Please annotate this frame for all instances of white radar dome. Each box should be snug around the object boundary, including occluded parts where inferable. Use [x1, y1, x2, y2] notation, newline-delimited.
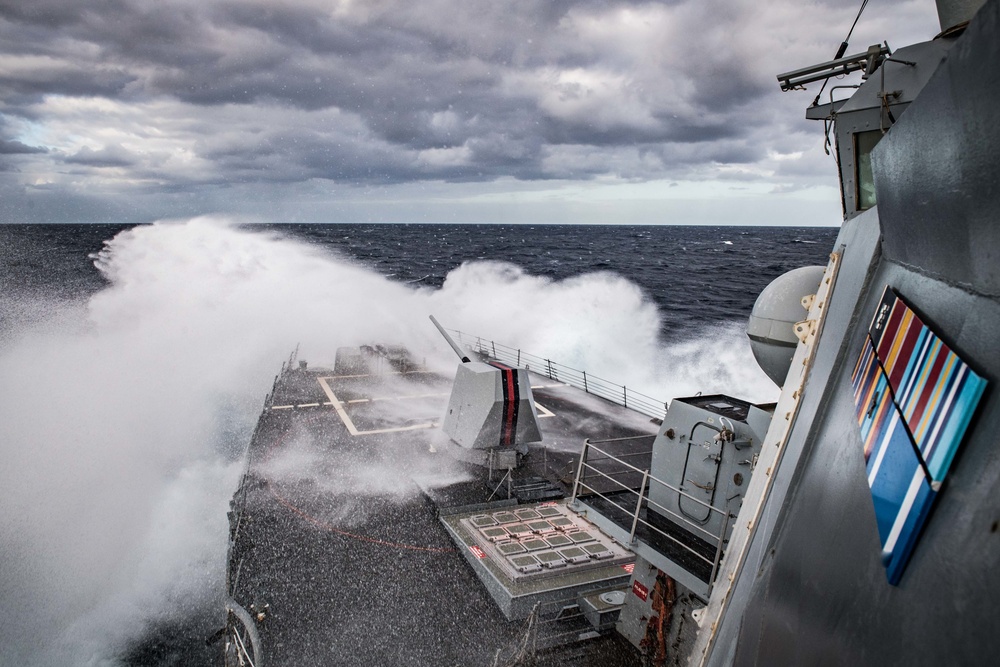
[746, 265, 825, 386]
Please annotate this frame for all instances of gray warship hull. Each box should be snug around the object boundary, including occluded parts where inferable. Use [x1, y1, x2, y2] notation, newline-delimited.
[701, 1, 1000, 663]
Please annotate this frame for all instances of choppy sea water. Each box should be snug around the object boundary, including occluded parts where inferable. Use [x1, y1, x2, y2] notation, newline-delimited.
[1, 223, 836, 339]
[0, 221, 837, 665]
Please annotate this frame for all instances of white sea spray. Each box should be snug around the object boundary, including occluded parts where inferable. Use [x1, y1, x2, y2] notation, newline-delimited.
[0, 217, 776, 664]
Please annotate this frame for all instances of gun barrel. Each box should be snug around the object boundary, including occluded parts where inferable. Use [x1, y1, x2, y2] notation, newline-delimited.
[429, 315, 471, 363]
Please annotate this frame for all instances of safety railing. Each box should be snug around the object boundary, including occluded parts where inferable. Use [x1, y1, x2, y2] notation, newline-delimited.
[569, 436, 732, 588]
[485, 591, 628, 663]
[447, 329, 667, 419]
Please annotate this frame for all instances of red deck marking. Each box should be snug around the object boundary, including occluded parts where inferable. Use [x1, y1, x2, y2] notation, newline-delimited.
[261, 425, 456, 554]
[270, 486, 457, 554]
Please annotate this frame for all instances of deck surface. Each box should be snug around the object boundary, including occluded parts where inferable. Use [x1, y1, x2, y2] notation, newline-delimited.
[228, 360, 659, 666]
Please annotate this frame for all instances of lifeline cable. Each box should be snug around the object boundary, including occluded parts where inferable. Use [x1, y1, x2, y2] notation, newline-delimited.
[813, 0, 871, 106]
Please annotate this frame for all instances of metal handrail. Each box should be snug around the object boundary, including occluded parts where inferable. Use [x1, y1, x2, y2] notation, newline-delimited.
[642, 492, 723, 545]
[572, 476, 716, 567]
[570, 438, 734, 585]
[576, 462, 722, 545]
[582, 442, 727, 518]
[585, 434, 659, 446]
[447, 329, 667, 419]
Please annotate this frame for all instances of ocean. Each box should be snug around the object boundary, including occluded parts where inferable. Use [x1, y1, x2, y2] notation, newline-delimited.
[0, 220, 837, 665]
[1, 222, 836, 339]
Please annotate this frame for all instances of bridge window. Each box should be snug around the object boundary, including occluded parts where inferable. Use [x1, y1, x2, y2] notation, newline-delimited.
[855, 130, 883, 210]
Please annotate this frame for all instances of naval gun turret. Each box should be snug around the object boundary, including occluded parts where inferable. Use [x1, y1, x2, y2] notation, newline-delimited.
[430, 316, 542, 468]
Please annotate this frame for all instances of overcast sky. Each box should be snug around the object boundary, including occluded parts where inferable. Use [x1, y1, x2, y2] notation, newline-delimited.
[1, 0, 941, 225]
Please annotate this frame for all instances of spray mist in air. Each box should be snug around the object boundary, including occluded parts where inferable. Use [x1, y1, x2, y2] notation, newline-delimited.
[0, 217, 774, 664]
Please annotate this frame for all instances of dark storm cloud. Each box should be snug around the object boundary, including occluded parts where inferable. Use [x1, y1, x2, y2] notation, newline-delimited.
[0, 139, 47, 155]
[65, 145, 136, 167]
[0, 66, 135, 107]
[0, 0, 941, 222]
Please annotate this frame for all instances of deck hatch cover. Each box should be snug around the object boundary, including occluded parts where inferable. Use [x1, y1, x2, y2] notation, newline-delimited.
[535, 551, 567, 568]
[481, 527, 508, 541]
[545, 535, 573, 548]
[498, 542, 527, 555]
[471, 515, 498, 527]
[521, 538, 548, 551]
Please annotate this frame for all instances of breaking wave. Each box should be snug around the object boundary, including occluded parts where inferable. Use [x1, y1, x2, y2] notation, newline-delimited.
[0, 217, 776, 664]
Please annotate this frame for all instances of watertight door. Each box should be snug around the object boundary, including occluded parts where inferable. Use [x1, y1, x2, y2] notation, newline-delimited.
[679, 427, 721, 524]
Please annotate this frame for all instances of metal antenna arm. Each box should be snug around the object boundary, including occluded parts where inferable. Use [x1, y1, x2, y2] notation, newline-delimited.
[777, 44, 889, 91]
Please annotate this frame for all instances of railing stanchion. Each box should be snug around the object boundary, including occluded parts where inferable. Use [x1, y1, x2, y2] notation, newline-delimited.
[442, 328, 666, 418]
[630, 470, 649, 543]
[708, 511, 731, 588]
[570, 441, 590, 507]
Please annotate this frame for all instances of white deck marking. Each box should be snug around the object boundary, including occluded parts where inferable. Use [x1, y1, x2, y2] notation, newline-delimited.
[325, 370, 436, 380]
[346, 391, 449, 405]
[308, 377, 558, 434]
[317, 376, 438, 436]
[317, 377, 361, 435]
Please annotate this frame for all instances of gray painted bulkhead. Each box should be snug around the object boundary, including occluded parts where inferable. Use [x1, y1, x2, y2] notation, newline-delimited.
[833, 38, 953, 218]
[648, 398, 768, 548]
[709, 2, 1000, 664]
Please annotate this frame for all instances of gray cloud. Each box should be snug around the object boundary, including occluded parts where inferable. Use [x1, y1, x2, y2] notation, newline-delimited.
[0, 139, 47, 155]
[65, 145, 136, 167]
[0, 0, 941, 223]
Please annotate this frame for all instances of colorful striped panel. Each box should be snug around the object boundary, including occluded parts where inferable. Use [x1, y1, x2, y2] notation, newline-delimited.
[852, 286, 986, 585]
[851, 337, 937, 585]
[867, 286, 987, 483]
